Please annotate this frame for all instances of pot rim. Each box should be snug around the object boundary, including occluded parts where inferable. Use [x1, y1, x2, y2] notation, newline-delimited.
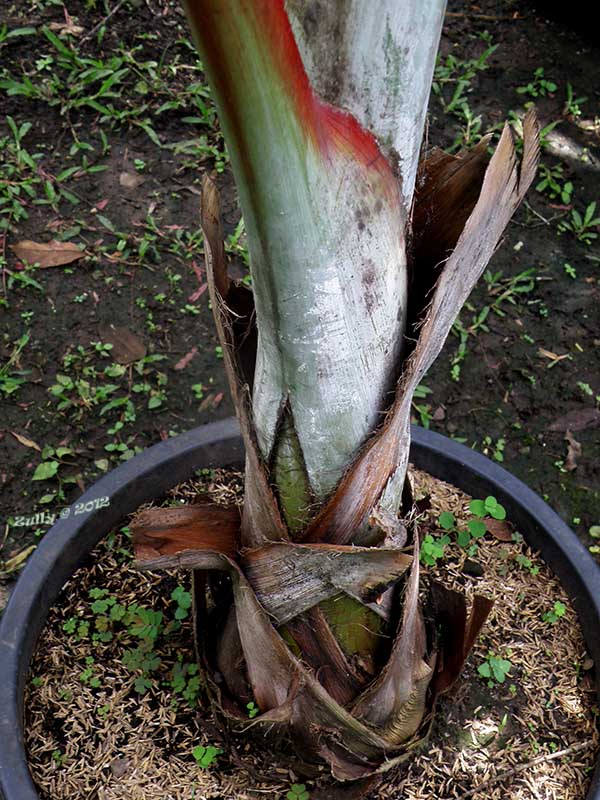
[1, 419, 598, 799]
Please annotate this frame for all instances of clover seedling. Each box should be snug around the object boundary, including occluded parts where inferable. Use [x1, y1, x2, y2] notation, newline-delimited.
[171, 585, 192, 620]
[420, 533, 450, 566]
[542, 601, 566, 625]
[435, 498, 498, 556]
[469, 496, 506, 520]
[246, 701, 259, 719]
[192, 744, 222, 769]
[478, 652, 512, 687]
[287, 784, 310, 800]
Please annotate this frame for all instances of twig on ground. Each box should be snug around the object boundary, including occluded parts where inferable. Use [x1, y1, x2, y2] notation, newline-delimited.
[80, 0, 128, 43]
[461, 740, 596, 798]
[445, 12, 523, 21]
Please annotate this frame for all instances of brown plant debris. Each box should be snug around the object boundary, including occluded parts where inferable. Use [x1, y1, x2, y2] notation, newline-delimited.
[9, 239, 84, 268]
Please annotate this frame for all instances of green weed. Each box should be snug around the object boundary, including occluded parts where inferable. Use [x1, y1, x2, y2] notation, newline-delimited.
[287, 784, 310, 800]
[478, 652, 512, 686]
[558, 201, 600, 244]
[192, 744, 222, 769]
[516, 67, 557, 98]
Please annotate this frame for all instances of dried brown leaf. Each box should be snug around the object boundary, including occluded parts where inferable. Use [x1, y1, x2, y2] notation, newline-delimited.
[10, 431, 41, 451]
[174, 347, 198, 370]
[565, 430, 582, 471]
[430, 583, 493, 695]
[286, 607, 363, 705]
[485, 517, 514, 541]
[48, 20, 84, 35]
[242, 542, 412, 624]
[10, 239, 83, 268]
[352, 550, 432, 746]
[200, 176, 230, 299]
[201, 175, 287, 546]
[549, 407, 600, 432]
[119, 171, 145, 189]
[99, 325, 146, 364]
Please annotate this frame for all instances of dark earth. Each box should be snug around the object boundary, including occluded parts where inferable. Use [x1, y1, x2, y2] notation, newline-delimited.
[1, 0, 599, 603]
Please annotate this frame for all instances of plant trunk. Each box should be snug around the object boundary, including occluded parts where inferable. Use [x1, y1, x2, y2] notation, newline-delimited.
[132, 0, 538, 782]
[184, 0, 445, 535]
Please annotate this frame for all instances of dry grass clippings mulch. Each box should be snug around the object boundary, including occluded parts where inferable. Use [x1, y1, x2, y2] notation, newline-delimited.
[25, 468, 599, 800]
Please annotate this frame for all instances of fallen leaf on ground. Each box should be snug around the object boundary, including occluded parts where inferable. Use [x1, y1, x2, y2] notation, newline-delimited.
[537, 347, 570, 365]
[99, 325, 146, 364]
[182, 184, 202, 196]
[485, 518, 513, 542]
[191, 260, 203, 282]
[48, 21, 84, 35]
[119, 171, 145, 190]
[10, 239, 83, 268]
[1, 545, 36, 577]
[565, 430, 582, 471]
[198, 393, 216, 412]
[188, 283, 207, 302]
[110, 758, 132, 778]
[549, 407, 600, 433]
[10, 431, 41, 451]
[174, 348, 198, 370]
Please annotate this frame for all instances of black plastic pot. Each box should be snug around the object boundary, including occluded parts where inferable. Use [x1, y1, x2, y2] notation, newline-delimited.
[1, 419, 599, 800]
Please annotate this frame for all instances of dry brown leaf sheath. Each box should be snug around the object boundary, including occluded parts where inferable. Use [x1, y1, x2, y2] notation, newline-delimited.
[133, 114, 538, 780]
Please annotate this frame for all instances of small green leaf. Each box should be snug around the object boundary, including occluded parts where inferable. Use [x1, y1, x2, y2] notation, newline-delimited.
[287, 784, 310, 800]
[468, 519, 487, 538]
[134, 676, 152, 694]
[553, 601, 566, 618]
[491, 657, 512, 683]
[469, 499, 486, 517]
[171, 586, 192, 608]
[192, 744, 221, 768]
[32, 461, 59, 481]
[39, 493, 56, 504]
[457, 529, 471, 548]
[478, 662, 492, 678]
[438, 511, 455, 530]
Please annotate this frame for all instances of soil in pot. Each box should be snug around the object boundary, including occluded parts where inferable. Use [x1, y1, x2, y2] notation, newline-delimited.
[25, 468, 599, 800]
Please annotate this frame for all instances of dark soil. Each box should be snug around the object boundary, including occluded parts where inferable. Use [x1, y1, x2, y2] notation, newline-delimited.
[1, 0, 599, 597]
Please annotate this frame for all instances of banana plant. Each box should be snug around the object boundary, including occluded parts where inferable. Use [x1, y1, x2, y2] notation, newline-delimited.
[132, 0, 538, 784]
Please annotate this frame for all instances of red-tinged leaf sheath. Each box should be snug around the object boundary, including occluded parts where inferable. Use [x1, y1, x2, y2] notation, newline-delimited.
[184, 1, 397, 188]
[185, 0, 408, 506]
